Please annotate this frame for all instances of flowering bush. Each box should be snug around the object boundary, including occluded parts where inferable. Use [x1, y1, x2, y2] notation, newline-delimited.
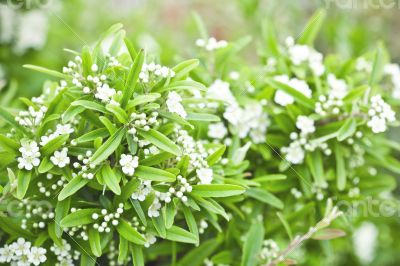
[0, 10, 399, 266]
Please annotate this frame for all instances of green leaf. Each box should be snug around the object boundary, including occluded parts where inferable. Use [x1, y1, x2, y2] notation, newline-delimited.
[297, 9, 326, 46]
[0, 134, 19, 153]
[58, 176, 89, 201]
[116, 220, 146, 245]
[0, 106, 28, 134]
[41, 134, 69, 156]
[88, 227, 102, 257]
[139, 152, 175, 166]
[173, 59, 199, 79]
[131, 245, 144, 266]
[369, 42, 385, 86]
[253, 174, 287, 183]
[16, 170, 31, 199]
[155, 80, 206, 93]
[241, 221, 264, 266]
[207, 145, 226, 166]
[182, 205, 199, 243]
[62, 105, 85, 124]
[55, 198, 70, 237]
[38, 156, 54, 173]
[75, 128, 109, 143]
[60, 208, 101, 227]
[138, 128, 182, 156]
[90, 127, 127, 165]
[335, 143, 346, 191]
[82, 46, 93, 77]
[99, 116, 118, 134]
[71, 100, 108, 113]
[118, 237, 129, 263]
[121, 49, 145, 108]
[127, 93, 161, 108]
[124, 37, 137, 59]
[186, 112, 220, 122]
[306, 150, 325, 186]
[191, 184, 245, 198]
[178, 238, 220, 266]
[276, 212, 293, 240]
[152, 216, 167, 238]
[245, 188, 283, 209]
[23, 64, 71, 80]
[106, 104, 128, 124]
[101, 164, 121, 195]
[337, 118, 357, 141]
[265, 79, 314, 109]
[166, 226, 198, 244]
[135, 166, 176, 182]
[115, 179, 140, 204]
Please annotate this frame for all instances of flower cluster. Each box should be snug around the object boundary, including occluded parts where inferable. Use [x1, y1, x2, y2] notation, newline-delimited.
[273, 75, 312, 106]
[367, 95, 396, 133]
[0, 238, 47, 266]
[17, 140, 41, 170]
[139, 62, 175, 83]
[196, 37, 228, 51]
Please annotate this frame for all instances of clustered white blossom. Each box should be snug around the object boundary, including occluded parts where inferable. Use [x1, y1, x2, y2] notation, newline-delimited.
[282, 116, 331, 165]
[367, 95, 396, 133]
[198, 219, 209, 234]
[17, 140, 41, 170]
[37, 174, 67, 197]
[73, 151, 95, 180]
[167, 91, 187, 118]
[259, 239, 280, 264]
[91, 204, 124, 233]
[175, 128, 214, 184]
[50, 148, 70, 168]
[40, 123, 74, 146]
[206, 79, 269, 143]
[50, 240, 80, 266]
[0, 238, 47, 265]
[285, 36, 325, 76]
[384, 63, 400, 99]
[356, 57, 372, 73]
[131, 180, 152, 201]
[15, 106, 47, 130]
[196, 37, 228, 51]
[139, 62, 175, 83]
[119, 154, 139, 176]
[273, 75, 312, 106]
[17, 199, 54, 230]
[128, 112, 159, 137]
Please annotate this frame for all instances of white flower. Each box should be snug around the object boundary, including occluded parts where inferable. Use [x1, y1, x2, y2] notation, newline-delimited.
[28, 247, 47, 265]
[353, 222, 378, 264]
[144, 234, 157, 248]
[206, 79, 237, 105]
[0, 245, 13, 263]
[327, 74, 347, 100]
[296, 116, 315, 135]
[282, 142, 305, 165]
[196, 37, 228, 51]
[148, 199, 161, 218]
[55, 124, 74, 135]
[286, 39, 325, 76]
[367, 95, 396, 133]
[196, 168, 213, 184]
[95, 83, 116, 103]
[10, 238, 31, 256]
[17, 140, 41, 170]
[273, 75, 312, 106]
[367, 116, 387, 133]
[50, 148, 70, 168]
[131, 180, 152, 201]
[208, 122, 228, 139]
[119, 154, 139, 176]
[166, 91, 187, 118]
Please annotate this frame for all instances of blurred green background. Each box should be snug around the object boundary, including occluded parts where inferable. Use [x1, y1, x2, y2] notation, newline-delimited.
[1, 0, 400, 265]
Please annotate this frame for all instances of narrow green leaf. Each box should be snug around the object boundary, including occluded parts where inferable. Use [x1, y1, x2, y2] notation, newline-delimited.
[335, 143, 346, 191]
[266, 79, 314, 109]
[155, 80, 206, 93]
[297, 9, 326, 46]
[60, 208, 101, 227]
[58, 176, 89, 201]
[186, 112, 220, 122]
[191, 184, 245, 198]
[178, 238, 220, 266]
[121, 49, 145, 108]
[71, 100, 108, 113]
[90, 127, 127, 165]
[0, 134, 19, 153]
[245, 188, 283, 209]
[41, 134, 69, 156]
[116, 220, 146, 245]
[241, 221, 264, 266]
[101, 164, 121, 195]
[88, 227, 102, 257]
[0, 106, 28, 134]
[131, 245, 144, 266]
[106, 104, 128, 124]
[172, 59, 199, 80]
[337, 118, 357, 141]
[75, 128, 109, 143]
[206, 145, 226, 166]
[38, 156, 54, 173]
[135, 166, 176, 182]
[166, 226, 198, 244]
[55, 198, 70, 237]
[16, 170, 31, 199]
[23, 64, 71, 80]
[306, 150, 325, 186]
[138, 129, 182, 156]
